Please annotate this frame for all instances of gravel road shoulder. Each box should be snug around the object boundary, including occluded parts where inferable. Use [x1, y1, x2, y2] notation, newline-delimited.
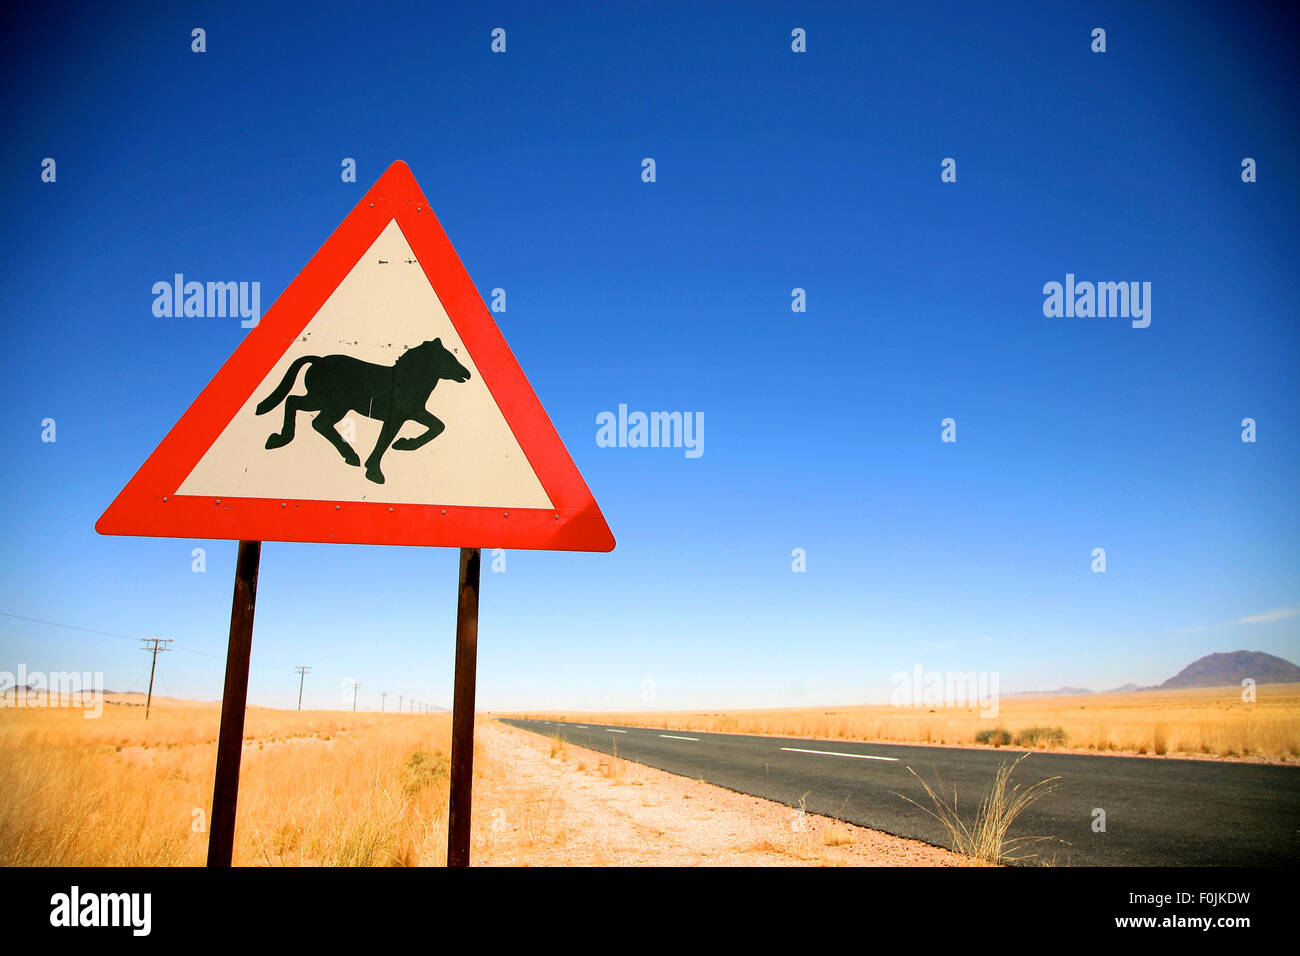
[472, 718, 966, 866]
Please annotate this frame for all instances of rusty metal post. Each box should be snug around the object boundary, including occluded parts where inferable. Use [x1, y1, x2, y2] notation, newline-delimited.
[447, 547, 481, 867]
[207, 540, 262, 867]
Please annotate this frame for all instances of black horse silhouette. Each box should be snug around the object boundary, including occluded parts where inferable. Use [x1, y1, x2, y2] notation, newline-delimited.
[255, 338, 471, 485]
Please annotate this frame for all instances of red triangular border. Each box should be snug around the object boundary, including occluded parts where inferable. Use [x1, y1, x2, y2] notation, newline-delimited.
[97, 161, 614, 552]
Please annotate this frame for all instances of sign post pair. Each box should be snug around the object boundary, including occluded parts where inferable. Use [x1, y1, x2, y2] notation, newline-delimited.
[98, 161, 614, 866]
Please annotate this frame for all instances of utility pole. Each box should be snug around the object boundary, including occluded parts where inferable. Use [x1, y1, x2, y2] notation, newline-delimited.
[294, 665, 311, 711]
[380, 690, 388, 713]
[346, 680, 361, 712]
[140, 637, 173, 719]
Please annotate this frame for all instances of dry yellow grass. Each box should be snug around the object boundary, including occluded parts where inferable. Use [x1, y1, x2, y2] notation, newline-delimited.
[0, 702, 969, 867]
[8, 683, 1295, 867]
[516, 683, 1300, 764]
[0, 703, 479, 866]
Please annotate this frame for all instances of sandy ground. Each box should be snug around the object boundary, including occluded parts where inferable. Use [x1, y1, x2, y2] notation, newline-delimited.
[472, 719, 965, 866]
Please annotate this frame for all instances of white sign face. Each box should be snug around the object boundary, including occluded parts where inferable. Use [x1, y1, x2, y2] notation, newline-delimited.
[178, 221, 554, 509]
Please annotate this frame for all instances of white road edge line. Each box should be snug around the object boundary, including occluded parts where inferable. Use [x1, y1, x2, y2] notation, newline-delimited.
[575, 725, 588, 728]
[780, 747, 899, 762]
[659, 734, 699, 741]
[605, 728, 628, 733]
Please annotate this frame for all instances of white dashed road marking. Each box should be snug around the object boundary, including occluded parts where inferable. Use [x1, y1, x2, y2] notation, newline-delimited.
[780, 747, 898, 762]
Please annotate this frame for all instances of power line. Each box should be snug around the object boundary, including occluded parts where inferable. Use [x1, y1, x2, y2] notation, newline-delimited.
[4, 612, 449, 714]
[1, 612, 135, 642]
[0, 611, 224, 661]
[2, 610, 270, 670]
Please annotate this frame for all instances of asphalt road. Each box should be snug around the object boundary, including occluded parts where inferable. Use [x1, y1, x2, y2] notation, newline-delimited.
[498, 717, 1300, 866]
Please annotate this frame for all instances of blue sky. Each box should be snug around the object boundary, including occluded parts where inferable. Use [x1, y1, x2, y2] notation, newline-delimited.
[1, 1, 1297, 711]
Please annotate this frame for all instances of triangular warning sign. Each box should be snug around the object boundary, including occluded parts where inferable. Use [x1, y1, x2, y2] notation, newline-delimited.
[97, 161, 614, 552]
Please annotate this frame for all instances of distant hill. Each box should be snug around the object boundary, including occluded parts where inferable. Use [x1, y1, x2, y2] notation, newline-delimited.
[1158, 651, 1300, 689]
[1008, 651, 1300, 697]
[1010, 686, 1095, 697]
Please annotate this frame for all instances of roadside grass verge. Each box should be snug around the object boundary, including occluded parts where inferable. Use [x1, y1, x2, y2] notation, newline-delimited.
[515, 683, 1300, 762]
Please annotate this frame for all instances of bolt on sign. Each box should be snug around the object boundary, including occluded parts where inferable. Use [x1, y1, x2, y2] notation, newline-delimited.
[97, 160, 614, 867]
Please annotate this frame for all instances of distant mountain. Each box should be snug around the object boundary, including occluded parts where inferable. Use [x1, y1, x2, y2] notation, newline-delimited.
[1158, 651, 1300, 689]
[984, 652, 1298, 699]
[1010, 686, 1095, 696]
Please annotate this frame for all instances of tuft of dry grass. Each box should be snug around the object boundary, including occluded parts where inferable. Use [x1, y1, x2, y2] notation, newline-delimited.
[593, 741, 637, 784]
[823, 823, 857, 847]
[1153, 722, 1169, 755]
[899, 753, 1059, 865]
